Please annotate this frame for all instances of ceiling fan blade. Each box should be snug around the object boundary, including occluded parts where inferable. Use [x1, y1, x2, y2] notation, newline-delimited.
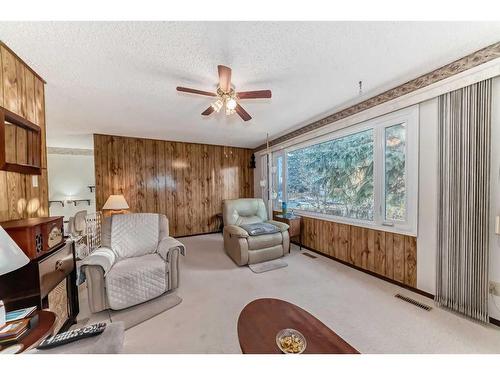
[217, 65, 232, 93]
[201, 106, 215, 116]
[235, 103, 252, 122]
[176, 86, 216, 97]
[237, 90, 272, 99]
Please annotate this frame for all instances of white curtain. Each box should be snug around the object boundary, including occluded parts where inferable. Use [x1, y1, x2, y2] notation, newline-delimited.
[436, 79, 492, 322]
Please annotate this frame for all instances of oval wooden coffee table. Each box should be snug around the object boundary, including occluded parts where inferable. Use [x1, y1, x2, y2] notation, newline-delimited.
[237, 298, 359, 354]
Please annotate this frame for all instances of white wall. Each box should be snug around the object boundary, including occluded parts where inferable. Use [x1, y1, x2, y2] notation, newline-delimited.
[417, 78, 500, 319]
[417, 98, 439, 295]
[47, 152, 96, 230]
[489, 77, 500, 320]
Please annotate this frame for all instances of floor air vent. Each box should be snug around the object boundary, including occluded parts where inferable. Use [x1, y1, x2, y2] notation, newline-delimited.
[301, 252, 317, 259]
[394, 294, 432, 311]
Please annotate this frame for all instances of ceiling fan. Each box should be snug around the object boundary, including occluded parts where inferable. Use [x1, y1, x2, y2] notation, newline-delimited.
[176, 65, 272, 122]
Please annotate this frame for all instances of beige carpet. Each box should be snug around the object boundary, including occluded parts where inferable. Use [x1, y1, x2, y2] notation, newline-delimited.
[77, 233, 500, 353]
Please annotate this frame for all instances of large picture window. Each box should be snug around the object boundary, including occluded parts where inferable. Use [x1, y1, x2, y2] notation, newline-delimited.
[268, 106, 418, 235]
[287, 129, 374, 220]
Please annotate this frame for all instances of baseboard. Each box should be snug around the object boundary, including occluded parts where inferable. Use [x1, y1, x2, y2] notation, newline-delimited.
[489, 317, 500, 327]
[292, 241, 435, 300]
[175, 230, 221, 239]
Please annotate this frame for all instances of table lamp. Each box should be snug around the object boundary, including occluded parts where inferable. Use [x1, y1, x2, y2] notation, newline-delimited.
[102, 194, 129, 215]
[0, 226, 30, 327]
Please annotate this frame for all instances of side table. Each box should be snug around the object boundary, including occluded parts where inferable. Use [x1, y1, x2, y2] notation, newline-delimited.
[0, 310, 56, 353]
[273, 214, 302, 250]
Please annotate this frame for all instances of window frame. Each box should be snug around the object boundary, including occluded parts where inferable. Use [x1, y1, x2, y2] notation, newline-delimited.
[272, 151, 286, 210]
[273, 105, 419, 236]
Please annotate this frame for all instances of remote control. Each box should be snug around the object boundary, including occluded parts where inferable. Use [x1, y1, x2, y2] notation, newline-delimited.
[37, 322, 107, 350]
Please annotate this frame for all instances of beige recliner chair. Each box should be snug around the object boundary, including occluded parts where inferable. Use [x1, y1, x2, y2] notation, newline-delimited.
[223, 198, 290, 266]
[81, 213, 185, 313]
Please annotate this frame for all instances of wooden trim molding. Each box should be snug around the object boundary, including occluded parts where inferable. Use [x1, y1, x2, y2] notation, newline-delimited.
[254, 41, 500, 152]
[1, 106, 40, 132]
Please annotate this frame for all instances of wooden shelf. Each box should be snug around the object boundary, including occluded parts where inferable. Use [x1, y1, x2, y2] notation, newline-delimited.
[49, 199, 91, 207]
[69, 199, 91, 206]
[49, 200, 65, 207]
[0, 106, 42, 175]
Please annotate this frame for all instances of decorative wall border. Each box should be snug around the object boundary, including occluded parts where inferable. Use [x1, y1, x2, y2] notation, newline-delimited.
[254, 41, 500, 152]
[47, 147, 94, 156]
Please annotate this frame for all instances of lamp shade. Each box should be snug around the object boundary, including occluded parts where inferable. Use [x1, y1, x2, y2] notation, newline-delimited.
[0, 226, 30, 276]
[102, 194, 129, 210]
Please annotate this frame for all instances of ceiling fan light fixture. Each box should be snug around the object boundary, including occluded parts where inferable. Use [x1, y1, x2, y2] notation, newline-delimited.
[226, 97, 237, 111]
[212, 99, 224, 112]
[177, 65, 270, 122]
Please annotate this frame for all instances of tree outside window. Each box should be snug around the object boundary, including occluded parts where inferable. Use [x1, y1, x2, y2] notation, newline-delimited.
[287, 129, 374, 220]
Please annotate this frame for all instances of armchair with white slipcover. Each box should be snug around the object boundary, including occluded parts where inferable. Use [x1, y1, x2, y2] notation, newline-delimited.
[81, 213, 185, 313]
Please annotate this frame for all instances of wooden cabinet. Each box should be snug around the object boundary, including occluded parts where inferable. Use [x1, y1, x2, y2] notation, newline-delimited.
[0, 240, 79, 333]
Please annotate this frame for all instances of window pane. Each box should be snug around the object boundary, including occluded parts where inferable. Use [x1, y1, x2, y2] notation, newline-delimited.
[274, 155, 284, 209]
[287, 129, 374, 220]
[385, 124, 406, 221]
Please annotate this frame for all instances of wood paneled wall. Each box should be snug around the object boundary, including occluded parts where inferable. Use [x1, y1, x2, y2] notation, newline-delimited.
[0, 42, 48, 222]
[300, 216, 417, 288]
[94, 134, 254, 237]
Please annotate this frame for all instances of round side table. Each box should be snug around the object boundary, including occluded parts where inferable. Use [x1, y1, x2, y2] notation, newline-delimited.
[0, 310, 57, 354]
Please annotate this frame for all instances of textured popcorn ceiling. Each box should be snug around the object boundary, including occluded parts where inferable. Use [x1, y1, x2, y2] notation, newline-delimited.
[1, 22, 499, 149]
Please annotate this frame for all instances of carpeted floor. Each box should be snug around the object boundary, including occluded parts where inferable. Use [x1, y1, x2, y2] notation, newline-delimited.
[77, 233, 500, 353]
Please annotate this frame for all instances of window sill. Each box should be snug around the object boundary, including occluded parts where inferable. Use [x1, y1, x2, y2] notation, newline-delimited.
[292, 209, 417, 237]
